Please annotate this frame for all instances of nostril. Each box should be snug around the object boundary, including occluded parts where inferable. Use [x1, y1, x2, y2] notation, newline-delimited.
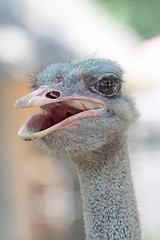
[46, 91, 61, 99]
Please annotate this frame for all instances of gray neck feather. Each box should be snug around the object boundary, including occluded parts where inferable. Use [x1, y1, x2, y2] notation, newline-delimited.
[72, 140, 141, 240]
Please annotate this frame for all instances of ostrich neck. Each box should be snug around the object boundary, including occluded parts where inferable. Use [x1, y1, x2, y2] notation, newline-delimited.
[73, 141, 141, 240]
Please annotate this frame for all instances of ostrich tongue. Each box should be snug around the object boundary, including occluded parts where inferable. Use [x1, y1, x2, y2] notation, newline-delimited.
[15, 86, 105, 141]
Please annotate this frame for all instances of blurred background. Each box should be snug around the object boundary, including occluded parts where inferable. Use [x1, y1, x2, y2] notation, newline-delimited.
[0, 0, 160, 239]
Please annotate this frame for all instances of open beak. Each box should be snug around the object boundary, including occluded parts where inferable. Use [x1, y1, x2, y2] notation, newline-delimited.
[15, 85, 105, 141]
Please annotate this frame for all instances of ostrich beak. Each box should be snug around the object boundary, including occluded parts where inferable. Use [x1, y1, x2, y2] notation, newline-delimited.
[15, 85, 105, 141]
[15, 85, 64, 109]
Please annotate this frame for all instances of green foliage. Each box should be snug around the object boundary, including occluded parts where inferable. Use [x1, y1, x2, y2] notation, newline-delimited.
[97, 0, 160, 39]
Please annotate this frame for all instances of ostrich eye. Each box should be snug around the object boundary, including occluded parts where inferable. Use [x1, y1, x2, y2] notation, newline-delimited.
[90, 74, 121, 98]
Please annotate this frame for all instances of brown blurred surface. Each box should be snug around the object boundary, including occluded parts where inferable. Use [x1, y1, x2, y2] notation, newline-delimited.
[1, 78, 82, 240]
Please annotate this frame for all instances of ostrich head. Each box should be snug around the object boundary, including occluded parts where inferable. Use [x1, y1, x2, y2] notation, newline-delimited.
[15, 58, 138, 159]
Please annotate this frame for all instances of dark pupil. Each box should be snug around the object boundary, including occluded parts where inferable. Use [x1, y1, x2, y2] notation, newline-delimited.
[98, 78, 116, 95]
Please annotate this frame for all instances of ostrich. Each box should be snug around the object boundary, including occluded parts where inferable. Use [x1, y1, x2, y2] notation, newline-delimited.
[15, 58, 142, 240]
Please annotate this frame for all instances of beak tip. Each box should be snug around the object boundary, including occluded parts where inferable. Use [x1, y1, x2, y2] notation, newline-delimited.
[14, 101, 19, 109]
[14, 100, 29, 109]
[18, 128, 35, 141]
[18, 129, 23, 138]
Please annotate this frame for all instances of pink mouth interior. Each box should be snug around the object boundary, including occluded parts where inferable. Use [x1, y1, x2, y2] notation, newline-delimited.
[40, 102, 83, 131]
[17, 97, 105, 140]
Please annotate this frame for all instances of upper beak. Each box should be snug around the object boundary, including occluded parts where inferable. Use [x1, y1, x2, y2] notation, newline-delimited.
[15, 85, 63, 109]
